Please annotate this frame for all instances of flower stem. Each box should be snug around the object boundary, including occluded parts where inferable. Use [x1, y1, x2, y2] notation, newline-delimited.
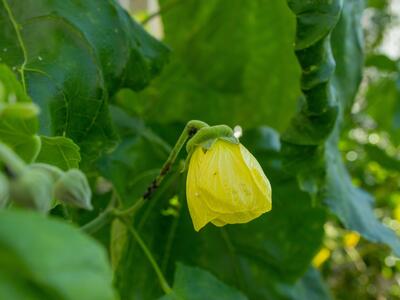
[141, 120, 207, 201]
[120, 217, 172, 294]
[81, 120, 207, 233]
[81, 192, 117, 234]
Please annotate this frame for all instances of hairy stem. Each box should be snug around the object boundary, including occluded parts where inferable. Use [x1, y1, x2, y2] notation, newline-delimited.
[81, 120, 207, 233]
[118, 120, 207, 216]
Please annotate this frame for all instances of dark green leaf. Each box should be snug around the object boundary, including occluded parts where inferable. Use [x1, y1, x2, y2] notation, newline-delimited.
[121, 0, 301, 131]
[160, 263, 247, 300]
[36, 136, 80, 170]
[0, 0, 169, 161]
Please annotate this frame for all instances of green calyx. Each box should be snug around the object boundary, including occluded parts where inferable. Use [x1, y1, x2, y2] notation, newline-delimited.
[182, 124, 238, 172]
[186, 124, 238, 154]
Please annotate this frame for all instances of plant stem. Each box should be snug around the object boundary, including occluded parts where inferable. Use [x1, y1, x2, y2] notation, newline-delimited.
[81, 192, 117, 234]
[81, 120, 207, 233]
[120, 217, 172, 294]
[81, 207, 115, 234]
[2, 0, 28, 92]
[142, 120, 207, 201]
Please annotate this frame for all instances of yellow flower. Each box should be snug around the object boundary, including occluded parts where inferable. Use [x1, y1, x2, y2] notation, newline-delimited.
[186, 139, 272, 231]
[312, 248, 331, 268]
[343, 232, 360, 248]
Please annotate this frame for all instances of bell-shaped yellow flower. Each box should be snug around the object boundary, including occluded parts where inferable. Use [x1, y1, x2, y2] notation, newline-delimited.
[186, 139, 272, 231]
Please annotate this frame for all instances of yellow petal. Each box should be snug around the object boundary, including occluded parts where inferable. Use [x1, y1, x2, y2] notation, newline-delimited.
[312, 248, 331, 268]
[186, 139, 272, 231]
[343, 232, 360, 248]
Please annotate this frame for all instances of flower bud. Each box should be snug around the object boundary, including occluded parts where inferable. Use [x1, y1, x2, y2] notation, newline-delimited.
[9, 168, 54, 213]
[54, 169, 92, 210]
[186, 139, 272, 231]
[0, 173, 9, 208]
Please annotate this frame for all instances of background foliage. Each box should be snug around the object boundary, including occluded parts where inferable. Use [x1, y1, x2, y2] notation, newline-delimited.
[0, 0, 399, 299]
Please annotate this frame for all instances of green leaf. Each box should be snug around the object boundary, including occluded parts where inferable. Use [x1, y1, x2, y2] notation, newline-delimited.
[0, 209, 115, 300]
[36, 136, 81, 170]
[282, 0, 341, 147]
[0, 0, 169, 161]
[159, 263, 247, 300]
[0, 64, 40, 162]
[120, 0, 301, 131]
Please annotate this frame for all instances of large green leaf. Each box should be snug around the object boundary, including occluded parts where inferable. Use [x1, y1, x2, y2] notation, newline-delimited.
[160, 263, 247, 300]
[36, 136, 80, 170]
[0, 209, 115, 300]
[117, 0, 301, 131]
[0, 0, 169, 161]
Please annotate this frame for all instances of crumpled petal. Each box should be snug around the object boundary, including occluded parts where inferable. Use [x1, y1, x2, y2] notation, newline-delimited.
[186, 139, 272, 231]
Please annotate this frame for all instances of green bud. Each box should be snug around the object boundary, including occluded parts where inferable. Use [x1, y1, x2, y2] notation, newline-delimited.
[54, 169, 92, 210]
[0, 173, 9, 208]
[9, 168, 54, 213]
